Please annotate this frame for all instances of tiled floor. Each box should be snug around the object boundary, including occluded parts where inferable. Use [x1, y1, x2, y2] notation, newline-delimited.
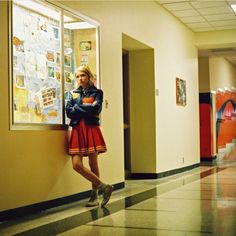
[1, 151, 236, 236]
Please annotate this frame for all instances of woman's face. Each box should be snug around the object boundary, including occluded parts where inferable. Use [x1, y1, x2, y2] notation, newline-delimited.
[75, 71, 90, 88]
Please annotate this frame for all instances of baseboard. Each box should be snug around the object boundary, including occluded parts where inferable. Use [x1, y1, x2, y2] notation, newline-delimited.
[130, 163, 200, 179]
[200, 155, 217, 161]
[0, 182, 125, 222]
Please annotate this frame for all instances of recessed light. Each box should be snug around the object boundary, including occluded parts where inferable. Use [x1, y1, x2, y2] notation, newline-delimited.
[231, 4, 236, 13]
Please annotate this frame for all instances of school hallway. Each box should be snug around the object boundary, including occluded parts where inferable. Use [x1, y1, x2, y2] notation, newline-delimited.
[0, 147, 236, 236]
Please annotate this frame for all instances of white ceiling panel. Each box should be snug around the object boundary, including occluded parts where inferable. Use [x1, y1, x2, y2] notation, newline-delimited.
[210, 19, 236, 26]
[155, 0, 236, 32]
[215, 25, 236, 30]
[180, 15, 205, 23]
[204, 13, 236, 21]
[155, 0, 236, 66]
[158, 0, 189, 3]
[162, 2, 192, 11]
[190, 1, 227, 9]
[172, 9, 200, 17]
[196, 6, 233, 15]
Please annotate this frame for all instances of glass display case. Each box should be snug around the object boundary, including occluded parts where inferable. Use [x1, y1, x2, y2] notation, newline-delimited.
[10, 0, 99, 129]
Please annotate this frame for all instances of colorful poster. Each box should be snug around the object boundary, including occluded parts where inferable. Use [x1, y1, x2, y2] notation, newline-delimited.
[216, 90, 236, 149]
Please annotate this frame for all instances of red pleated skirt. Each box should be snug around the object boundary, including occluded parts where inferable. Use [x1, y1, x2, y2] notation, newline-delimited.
[69, 119, 107, 156]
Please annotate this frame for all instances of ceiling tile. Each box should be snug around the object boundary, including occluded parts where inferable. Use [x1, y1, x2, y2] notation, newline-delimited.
[172, 9, 200, 17]
[163, 2, 192, 11]
[197, 6, 233, 15]
[156, 0, 236, 32]
[210, 19, 236, 26]
[187, 22, 212, 28]
[190, 1, 227, 9]
[180, 15, 205, 23]
[227, 0, 236, 5]
[157, 0, 189, 3]
[215, 25, 236, 30]
[204, 13, 236, 21]
[155, 0, 236, 63]
[155, 0, 236, 64]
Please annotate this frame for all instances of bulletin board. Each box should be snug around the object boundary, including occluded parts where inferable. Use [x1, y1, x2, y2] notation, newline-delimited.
[11, 1, 99, 127]
[12, 3, 63, 124]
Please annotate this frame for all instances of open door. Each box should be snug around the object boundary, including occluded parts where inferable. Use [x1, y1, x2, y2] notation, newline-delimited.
[122, 50, 131, 179]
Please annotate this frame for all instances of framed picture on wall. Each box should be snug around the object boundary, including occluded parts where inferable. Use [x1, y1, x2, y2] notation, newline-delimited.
[176, 77, 186, 106]
[79, 41, 92, 51]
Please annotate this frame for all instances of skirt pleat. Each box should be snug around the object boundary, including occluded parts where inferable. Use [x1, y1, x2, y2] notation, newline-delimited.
[69, 119, 107, 156]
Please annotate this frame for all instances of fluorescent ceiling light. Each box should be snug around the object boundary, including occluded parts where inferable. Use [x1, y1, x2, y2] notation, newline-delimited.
[224, 86, 231, 91]
[13, 0, 73, 22]
[217, 88, 224, 92]
[231, 4, 236, 13]
[14, 0, 60, 20]
[64, 22, 96, 30]
[231, 86, 236, 91]
[14, 0, 73, 21]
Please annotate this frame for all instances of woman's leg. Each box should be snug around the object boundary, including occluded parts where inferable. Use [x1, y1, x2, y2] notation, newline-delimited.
[86, 153, 100, 206]
[87, 153, 114, 207]
[72, 155, 101, 188]
[72, 154, 113, 207]
[88, 152, 100, 189]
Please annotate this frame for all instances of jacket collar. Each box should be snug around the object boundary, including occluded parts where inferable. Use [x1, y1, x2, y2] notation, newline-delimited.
[78, 85, 97, 92]
[73, 85, 97, 93]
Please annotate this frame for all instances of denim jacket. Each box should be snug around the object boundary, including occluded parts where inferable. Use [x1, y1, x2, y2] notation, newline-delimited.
[65, 85, 103, 126]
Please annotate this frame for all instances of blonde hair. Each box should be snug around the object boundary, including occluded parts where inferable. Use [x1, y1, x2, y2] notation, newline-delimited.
[75, 65, 95, 86]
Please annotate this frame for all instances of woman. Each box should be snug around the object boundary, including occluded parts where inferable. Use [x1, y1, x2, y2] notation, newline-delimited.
[65, 65, 113, 207]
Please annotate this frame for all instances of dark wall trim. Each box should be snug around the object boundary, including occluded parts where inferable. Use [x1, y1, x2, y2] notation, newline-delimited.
[130, 163, 200, 179]
[0, 182, 125, 222]
[200, 155, 217, 161]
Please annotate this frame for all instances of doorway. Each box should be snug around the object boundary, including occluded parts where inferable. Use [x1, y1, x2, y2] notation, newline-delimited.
[122, 33, 156, 179]
[122, 50, 131, 178]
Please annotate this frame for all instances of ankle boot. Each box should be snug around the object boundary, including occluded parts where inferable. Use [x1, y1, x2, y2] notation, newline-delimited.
[85, 189, 99, 207]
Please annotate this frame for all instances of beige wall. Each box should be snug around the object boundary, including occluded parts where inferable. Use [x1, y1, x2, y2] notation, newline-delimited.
[198, 57, 210, 92]
[209, 57, 236, 90]
[195, 29, 236, 49]
[129, 49, 156, 173]
[198, 56, 236, 90]
[0, 0, 201, 212]
[74, 28, 97, 74]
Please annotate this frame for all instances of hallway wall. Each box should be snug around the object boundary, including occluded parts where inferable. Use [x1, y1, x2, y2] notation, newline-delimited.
[63, 0, 200, 172]
[209, 57, 236, 90]
[0, 0, 200, 212]
[129, 49, 156, 173]
[198, 57, 210, 92]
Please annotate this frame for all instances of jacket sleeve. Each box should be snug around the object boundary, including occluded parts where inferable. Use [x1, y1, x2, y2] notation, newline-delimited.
[73, 90, 103, 117]
[65, 91, 81, 119]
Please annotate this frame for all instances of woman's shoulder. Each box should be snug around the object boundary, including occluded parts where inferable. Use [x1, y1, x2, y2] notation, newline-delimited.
[90, 86, 103, 94]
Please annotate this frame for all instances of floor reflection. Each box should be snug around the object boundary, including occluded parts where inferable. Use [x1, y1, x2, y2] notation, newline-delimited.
[1, 148, 236, 236]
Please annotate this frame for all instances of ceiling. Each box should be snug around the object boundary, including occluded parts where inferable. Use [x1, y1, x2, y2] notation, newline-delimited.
[155, 0, 236, 66]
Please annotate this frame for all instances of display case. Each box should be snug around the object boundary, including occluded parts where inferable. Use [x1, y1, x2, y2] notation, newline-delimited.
[10, 0, 99, 129]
